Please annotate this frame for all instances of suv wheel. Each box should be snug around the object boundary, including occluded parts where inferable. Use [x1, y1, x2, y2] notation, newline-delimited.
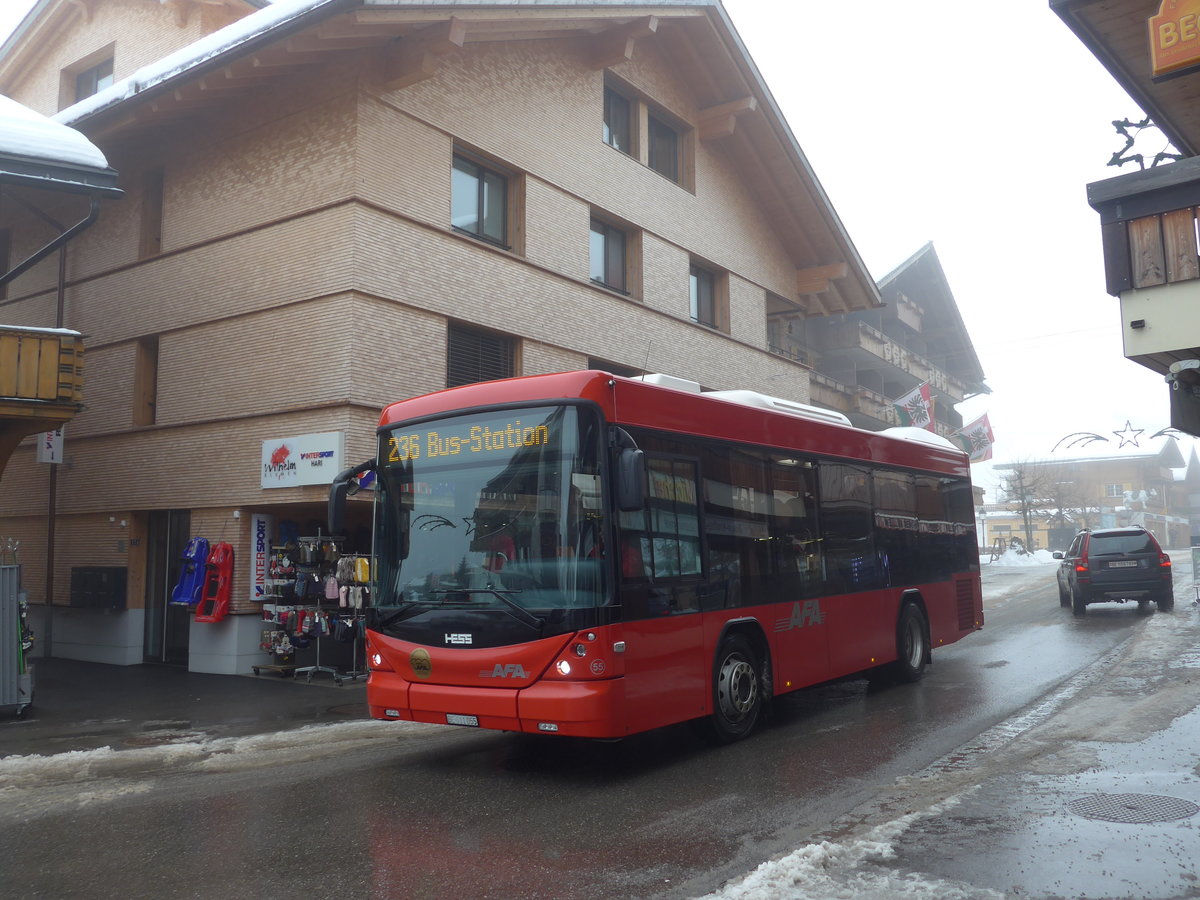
[1071, 585, 1088, 617]
[1156, 586, 1175, 612]
[1058, 580, 1070, 608]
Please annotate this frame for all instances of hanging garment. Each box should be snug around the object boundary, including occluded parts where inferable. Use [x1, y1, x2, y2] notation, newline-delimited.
[354, 557, 370, 584]
[194, 542, 234, 623]
[168, 537, 209, 607]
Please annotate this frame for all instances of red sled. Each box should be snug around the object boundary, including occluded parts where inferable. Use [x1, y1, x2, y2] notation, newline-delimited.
[195, 541, 234, 623]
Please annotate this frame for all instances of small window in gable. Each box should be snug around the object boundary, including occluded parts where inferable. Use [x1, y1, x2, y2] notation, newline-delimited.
[648, 114, 680, 183]
[60, 46, 115, 109]
[603, 87, 633, 155]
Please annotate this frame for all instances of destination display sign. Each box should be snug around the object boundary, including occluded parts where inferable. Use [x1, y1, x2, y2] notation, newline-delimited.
[388, 418, 551, 463]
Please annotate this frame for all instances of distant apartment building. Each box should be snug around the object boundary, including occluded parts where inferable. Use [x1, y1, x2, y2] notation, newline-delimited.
[981, 439, 1194, 552]
[794, 242, 989, 438]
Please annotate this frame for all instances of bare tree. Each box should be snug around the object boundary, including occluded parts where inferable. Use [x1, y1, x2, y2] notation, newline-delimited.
[996, 459, 1053, 551]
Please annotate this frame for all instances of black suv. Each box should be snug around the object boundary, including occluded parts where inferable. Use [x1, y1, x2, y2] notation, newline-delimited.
[1054, 527, 1174, 616]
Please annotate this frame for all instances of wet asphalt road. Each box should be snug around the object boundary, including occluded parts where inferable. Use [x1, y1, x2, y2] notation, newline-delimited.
[1, 564, 1190, 899]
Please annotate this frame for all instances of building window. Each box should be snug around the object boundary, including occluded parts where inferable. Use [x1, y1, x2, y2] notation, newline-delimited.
[75, 57, 113, 102]
[690, 264, 717, 327]
[447, 323, 515, 388]
[1105, 483, 1124, 498]
[648, 114, 680, 183]
[590, 218, 627, 292]
[603, 80, 692, 188]
[451, 153, 507, 246]
[603, 87, 632, 155]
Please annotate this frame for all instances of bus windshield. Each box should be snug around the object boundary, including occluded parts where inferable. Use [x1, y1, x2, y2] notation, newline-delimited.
[373, 405, 607, 621]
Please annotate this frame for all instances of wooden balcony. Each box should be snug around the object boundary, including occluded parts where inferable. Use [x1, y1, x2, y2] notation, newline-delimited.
[817, 320, 968, 402]
[0, 326, 84, 473]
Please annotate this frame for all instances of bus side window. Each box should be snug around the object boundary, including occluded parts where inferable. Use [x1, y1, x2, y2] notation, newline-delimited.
[767, 457, 821, 598]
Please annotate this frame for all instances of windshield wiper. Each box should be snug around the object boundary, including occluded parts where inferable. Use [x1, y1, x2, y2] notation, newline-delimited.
[376, 602, 422, 630]
[431, 588, 543, 631]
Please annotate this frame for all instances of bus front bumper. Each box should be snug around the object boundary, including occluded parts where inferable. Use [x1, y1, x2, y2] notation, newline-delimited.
[368, 672, 626, 738]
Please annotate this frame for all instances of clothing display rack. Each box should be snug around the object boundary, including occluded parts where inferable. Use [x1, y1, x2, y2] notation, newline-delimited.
[254, 535, 368, 685]
[293, 534, 339, 683]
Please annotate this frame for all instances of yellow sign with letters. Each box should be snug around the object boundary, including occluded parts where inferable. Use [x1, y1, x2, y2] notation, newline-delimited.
[1150, 0, 1200, 78]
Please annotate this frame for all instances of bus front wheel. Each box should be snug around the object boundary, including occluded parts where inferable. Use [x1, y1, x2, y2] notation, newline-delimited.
[707, 633, 762, 743]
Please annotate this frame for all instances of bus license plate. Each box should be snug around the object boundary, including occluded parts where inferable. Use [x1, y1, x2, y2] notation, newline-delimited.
[446, 714, 479, 727]
[1108, 560, 1137, 568]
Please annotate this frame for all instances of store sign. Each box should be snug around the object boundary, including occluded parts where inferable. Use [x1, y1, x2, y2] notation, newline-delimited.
[1149, 0, 1200, 78]
[251, 513, 274, 603]
[36, 427, 64, 464]
[260, 431, 344, 488]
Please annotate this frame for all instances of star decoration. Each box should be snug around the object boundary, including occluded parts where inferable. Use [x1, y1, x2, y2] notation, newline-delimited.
[1113, 420, 1144, 448]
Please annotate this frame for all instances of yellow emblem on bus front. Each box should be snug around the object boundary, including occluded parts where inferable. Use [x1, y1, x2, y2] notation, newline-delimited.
[410, 648, 432, 680]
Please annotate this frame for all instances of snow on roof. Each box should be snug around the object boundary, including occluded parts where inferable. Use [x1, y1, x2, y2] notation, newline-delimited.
[54, 0, 343, 126]
[879, 425, 964, 453]
[0, 93, 109, 170]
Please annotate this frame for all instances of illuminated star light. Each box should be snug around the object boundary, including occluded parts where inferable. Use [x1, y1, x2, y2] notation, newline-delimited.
[1113, 420, 1144, 448]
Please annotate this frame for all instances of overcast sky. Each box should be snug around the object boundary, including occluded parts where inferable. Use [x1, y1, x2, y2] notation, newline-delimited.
[2, 0, 1193, 492]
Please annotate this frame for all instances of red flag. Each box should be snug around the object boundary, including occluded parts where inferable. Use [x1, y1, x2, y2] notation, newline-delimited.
[893, 382, 934, 431]
[955, 414, 994, 462]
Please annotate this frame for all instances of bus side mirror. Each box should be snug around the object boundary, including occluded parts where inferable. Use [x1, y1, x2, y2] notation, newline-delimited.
[617, 448, 645, 512]
[328, 458, 376, 536]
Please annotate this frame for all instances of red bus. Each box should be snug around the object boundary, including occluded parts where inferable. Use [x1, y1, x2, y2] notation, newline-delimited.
[329, 370, 982, 743]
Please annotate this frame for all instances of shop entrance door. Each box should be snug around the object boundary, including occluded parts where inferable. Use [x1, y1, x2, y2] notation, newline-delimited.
[143, 510, 192, 665]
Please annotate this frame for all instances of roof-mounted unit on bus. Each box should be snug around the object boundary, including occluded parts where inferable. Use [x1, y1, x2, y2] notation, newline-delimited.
[880, 426, 962, 452]
[634, 373, 703, 393]
[633, 374, 852, 427]
[704, 389, 852, 427]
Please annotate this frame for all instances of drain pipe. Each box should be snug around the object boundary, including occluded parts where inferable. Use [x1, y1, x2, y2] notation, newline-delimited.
[0, 195, 99, 288]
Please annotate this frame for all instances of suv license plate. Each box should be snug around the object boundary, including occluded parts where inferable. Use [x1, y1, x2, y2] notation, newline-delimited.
[1108, 560, 1138, 568]
[446, 714, 479, 727]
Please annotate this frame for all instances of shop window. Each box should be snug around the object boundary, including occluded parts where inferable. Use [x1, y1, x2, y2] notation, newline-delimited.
[447, 323, 515, 388]
[603, 86, 633, 155]
[133, 336, 159, 426]
[451, 152, 509, 247]
[140, 168, 164, 258]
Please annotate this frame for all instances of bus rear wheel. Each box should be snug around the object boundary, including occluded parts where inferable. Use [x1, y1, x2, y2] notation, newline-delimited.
[708, 633, 762, 743]
[892, 602, 928, 683]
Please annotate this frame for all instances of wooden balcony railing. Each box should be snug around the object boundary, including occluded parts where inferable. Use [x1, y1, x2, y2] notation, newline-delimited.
[0, 325, 85, 473]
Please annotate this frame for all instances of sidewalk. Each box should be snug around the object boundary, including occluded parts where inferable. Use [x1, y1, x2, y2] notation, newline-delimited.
[0, 657, 368, 758]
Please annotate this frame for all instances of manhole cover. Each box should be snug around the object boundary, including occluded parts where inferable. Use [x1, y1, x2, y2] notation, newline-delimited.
[1067, 793, 1200, 824]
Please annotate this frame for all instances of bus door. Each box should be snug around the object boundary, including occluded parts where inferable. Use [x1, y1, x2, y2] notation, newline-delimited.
[617, 456, 708, 734]
[763, 456, 831, 689]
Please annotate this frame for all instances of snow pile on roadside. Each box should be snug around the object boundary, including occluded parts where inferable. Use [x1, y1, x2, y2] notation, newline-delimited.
[981, 548, 1057, 567]
[702, 796, 1004, 900]
[0, 719, 434, 787]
